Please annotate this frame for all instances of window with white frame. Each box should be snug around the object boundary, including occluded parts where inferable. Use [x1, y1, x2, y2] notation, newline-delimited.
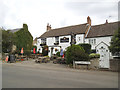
[89, 39, 96, 45]
[41, 38, 46, 44]
[94, 39, 96, 44]
[78, 37, 81, 42]
[55, 36, 59, 43]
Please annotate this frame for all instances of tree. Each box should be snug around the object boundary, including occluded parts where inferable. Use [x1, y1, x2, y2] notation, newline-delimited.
[65, 45, 89, 64]
[15, 24, 33, 55]
[2, 29, 16, 53]
[109, 28, 120, 56]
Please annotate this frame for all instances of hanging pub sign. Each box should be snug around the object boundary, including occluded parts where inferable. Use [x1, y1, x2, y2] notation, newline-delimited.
[60, 37, 69, 43]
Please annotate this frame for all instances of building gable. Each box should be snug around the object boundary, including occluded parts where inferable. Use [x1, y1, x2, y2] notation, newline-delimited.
[95, 41, 109, 48]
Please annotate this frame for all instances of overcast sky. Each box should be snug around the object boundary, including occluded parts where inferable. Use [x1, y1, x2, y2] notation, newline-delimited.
[0, 0, 119, 39]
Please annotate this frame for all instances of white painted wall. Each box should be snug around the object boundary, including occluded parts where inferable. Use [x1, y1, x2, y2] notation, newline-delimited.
[37, 35, 113, 58]
[36, 39, 42, 53]
[48, 47, 60, 57]
[59, 35, 71, 51]
[37, 34, 86, 56]
[85, 36, 113, 59]
[37, 35, 72, 56]
[47, 37, 55, 46]
[85, 36, 112, 49]
[46, 34, 86, 57]
[76, 34, 84, 44]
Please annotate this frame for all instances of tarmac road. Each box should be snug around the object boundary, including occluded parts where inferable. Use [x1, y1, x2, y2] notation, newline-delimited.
[2, 62, 118, 88]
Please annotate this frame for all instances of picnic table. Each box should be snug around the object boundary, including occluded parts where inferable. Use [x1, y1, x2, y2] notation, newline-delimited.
[15, 55, 28, 61]
[35, 57, 50, 63]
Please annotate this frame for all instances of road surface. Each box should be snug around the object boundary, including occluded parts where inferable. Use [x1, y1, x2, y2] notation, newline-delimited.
[2, 61, 118, 88]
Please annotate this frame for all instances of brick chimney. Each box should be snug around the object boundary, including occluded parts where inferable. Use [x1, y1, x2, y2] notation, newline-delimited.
[87, 16, 91, 26]
[85, 16, 92, 38]
[47, 23, 51, 31]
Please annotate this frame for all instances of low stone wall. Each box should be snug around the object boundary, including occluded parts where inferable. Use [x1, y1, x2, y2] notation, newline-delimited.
[74, 58, 120, 71]
[110, 59, 120, 71]
[89, 58, 99, 69]
[75, 64, 88, 69]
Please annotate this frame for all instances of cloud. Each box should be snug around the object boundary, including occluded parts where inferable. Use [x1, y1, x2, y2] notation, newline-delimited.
[0, 0, 119, 39]
[0, 0, 9, 29]
[118, 1, 120, 20]
[64, 1, 118, 24]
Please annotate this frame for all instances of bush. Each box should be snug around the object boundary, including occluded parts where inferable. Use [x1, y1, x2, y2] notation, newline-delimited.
[89, 53, 100, 59]
[24, 50, 31, 56]
[78, 43, 91, 54]
[56, 51, 60, 57]
[65, 45, 89, 64]
[109, 28, 120, 55]
[91, 49, 96, 53]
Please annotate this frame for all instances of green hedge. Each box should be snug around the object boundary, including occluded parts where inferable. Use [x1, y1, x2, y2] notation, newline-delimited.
[78, 43, 91, 54]
[89, 53, 100, 59]
[65, 45, 89, 64]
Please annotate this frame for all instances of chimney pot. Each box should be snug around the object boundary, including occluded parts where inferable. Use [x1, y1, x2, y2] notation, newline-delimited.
[47, 23, 51, 31]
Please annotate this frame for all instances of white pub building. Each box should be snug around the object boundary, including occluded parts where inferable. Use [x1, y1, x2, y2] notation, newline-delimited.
[37, 16, 119, 68]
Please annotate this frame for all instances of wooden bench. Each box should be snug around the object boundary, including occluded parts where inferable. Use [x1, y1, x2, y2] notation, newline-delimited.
[73, 61, 91, 69]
